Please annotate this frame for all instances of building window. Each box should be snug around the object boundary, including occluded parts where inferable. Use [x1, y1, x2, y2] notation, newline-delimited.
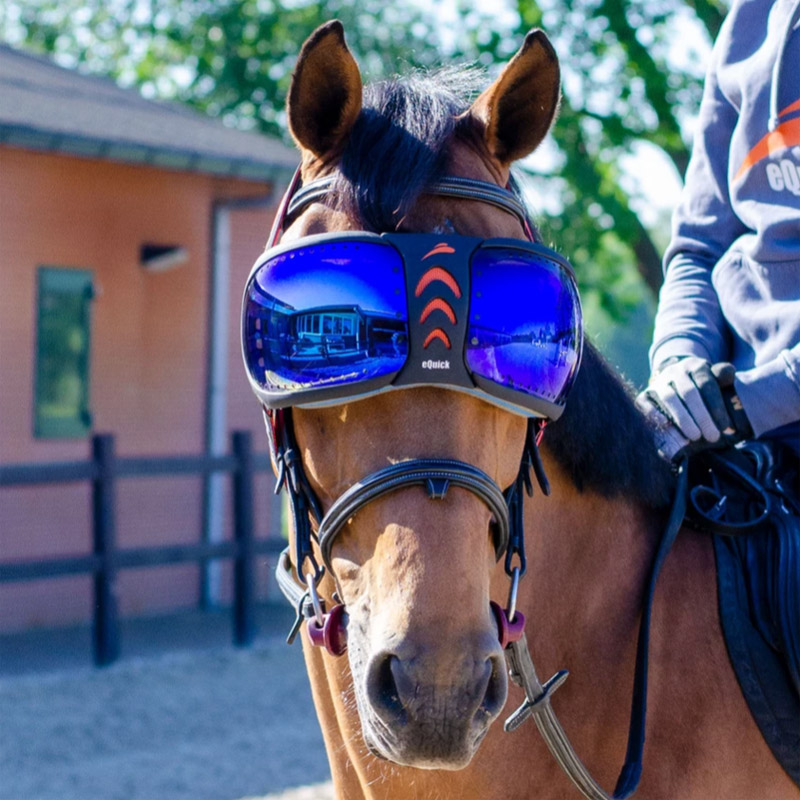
[34, 267, 94, 438]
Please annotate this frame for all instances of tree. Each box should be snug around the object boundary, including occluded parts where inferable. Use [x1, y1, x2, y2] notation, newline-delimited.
[1, 0, 442, 134]
[1, 0, 729, 329]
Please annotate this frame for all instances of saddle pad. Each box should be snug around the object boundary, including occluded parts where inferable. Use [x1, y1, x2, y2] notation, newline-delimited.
[714, 526, 800, 785]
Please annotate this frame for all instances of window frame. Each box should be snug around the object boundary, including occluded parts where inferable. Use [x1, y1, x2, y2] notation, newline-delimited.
[34, 266, 94, 439]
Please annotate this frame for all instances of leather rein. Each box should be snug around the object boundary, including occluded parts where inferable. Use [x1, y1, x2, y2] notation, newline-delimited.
[266, 171, 690, 800]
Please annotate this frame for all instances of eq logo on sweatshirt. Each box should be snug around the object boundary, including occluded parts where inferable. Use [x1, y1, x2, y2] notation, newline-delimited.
[735, 100, 800, 193]
[764, 147, 800, 196]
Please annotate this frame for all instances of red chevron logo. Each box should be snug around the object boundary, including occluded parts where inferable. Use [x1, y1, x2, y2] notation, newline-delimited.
[422, 243, 456, 260]
[414, 267, 461, 298]
[420, 297, 457, 325]
[423, 328, 451, 349]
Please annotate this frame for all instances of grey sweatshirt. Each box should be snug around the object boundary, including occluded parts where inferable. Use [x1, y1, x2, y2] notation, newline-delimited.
[651, 0, 800, 439]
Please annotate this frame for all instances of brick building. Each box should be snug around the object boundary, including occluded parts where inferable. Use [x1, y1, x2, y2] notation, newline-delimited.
[0, 44, 297, 631]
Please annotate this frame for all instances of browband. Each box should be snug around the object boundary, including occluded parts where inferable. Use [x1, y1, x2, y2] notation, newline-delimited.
[286, 174, 531, 229]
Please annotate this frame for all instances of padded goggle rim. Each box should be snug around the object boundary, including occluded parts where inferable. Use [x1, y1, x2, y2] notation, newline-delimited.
[241, 231, 583, 420]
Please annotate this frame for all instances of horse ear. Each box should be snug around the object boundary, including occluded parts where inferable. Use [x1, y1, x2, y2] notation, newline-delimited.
[469, 29, 560, 165]
[287, 21, 363, 159]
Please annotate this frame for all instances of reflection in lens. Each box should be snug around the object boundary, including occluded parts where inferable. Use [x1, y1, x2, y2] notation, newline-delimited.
[243, 241, 408, 398]
[466, 248, 582, 407]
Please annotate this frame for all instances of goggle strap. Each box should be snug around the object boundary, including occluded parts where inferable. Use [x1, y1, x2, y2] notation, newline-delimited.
[267, 166, 303, 249]
[284, 174, 532, 235]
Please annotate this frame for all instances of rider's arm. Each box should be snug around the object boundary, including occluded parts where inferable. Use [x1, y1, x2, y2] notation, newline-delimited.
[735, 346, 800, 437]
[649, 37, 748, 373]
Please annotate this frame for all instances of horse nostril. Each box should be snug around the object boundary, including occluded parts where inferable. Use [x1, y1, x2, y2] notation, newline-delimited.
[366, 653, 407, 726]
[478, 652, 508, 720]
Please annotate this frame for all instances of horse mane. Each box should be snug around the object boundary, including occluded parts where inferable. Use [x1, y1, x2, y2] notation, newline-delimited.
[336, 68, 676, 510]
[545, 342, 675, 509]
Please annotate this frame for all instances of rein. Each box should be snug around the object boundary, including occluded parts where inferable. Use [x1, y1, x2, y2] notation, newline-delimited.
[502, 461, 688, 800]
[265, 171, 690, 800]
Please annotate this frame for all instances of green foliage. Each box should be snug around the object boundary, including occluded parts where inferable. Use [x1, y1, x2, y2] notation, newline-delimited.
[1, 0, 729, 364]
[2, 0, 442, 137]
[447, 0, 720, 302]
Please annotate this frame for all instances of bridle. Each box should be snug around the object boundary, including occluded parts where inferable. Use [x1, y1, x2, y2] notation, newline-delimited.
[263, 169, 689, 800]
[271, 403, 548, 656]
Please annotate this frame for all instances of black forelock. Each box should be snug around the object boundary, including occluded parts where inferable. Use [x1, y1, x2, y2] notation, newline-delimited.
[334, 67, 485, 232]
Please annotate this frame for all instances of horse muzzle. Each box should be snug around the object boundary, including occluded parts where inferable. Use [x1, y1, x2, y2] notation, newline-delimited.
[359, 633, 509, 769]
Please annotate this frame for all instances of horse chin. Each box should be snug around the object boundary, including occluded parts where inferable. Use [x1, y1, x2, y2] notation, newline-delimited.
[362, 715, 489, 771]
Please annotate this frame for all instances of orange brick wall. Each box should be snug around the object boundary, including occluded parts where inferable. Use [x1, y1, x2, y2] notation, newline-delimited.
[0, 146, 284, 631]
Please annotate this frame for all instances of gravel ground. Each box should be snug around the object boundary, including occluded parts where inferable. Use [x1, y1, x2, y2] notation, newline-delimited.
[0, 638, 332, 800]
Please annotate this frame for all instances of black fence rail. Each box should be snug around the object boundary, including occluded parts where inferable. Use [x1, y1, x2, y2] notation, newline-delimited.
[0, 430, 283, 666]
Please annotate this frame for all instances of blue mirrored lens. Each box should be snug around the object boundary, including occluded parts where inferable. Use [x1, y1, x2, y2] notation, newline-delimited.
[466, 248, 582, 407]
[243, 241, 408, 398]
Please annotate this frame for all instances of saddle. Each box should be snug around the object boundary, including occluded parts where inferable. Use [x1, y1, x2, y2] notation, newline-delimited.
[686, 440, 800, 784]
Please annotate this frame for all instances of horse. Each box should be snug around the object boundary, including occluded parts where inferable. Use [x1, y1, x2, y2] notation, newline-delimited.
[248, 21, 798, 800]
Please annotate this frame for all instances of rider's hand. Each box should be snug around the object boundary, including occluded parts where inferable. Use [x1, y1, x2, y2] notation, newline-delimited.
[636, 358, 754, 461]
[637, 356, 734, 443]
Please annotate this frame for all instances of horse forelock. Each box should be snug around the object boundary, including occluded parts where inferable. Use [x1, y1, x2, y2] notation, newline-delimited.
[333, 67, 486, 231]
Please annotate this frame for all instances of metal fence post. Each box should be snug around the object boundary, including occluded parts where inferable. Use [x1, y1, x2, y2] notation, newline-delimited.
[232, 430, 256, 646]
[92, 433, 120, 666]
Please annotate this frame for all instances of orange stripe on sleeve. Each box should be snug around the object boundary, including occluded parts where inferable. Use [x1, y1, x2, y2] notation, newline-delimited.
[779, 98, 800, 119]
[734, 117, 800, 183]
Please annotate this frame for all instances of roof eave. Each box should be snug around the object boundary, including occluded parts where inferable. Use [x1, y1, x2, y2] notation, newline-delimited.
[0, 124, 298, 183]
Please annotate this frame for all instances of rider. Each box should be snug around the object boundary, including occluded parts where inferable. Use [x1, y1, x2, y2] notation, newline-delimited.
[638, 0, 800, 469]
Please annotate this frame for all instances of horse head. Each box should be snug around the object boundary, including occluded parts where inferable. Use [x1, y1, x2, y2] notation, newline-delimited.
[256, 21, 564, 770]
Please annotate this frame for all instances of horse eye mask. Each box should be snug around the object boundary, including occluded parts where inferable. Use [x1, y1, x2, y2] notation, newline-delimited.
[242, 231, 583, 420]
